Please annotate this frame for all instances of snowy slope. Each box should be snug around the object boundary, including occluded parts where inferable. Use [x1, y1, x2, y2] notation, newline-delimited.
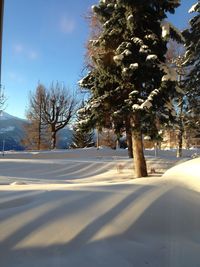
[0, 111, 27, 150]
[0, 150, 200, 266]
[0, 111, 25, 121]
[0, 112, 73, 150]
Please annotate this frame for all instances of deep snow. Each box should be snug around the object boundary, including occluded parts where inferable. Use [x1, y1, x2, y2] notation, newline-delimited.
[0, 148, 200, 267]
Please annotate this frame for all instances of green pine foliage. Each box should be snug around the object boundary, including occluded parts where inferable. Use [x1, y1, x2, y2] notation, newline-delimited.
[79, 0, 181, 177]
[184, 2, 200, 84]
[80, 0, 182, 121]
[183, 1, 200, 126]
[71, 106, 94, 148]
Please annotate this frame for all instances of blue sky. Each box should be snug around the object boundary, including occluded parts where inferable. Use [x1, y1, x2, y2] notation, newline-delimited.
[2, 0, 196, 119]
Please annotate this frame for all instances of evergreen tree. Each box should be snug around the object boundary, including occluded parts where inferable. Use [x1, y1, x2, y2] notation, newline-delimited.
[79, 0, 182, 177]
[183, 1, 200, 136]
[84, 11, 134, 157]
[71, 103, 94, 148]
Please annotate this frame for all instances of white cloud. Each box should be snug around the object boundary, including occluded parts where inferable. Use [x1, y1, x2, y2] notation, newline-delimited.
[28, 50, 38, 60]
[8, 71, 26, 84]
[13, 44, 24, 53]
[12, 43, 39, 60]
[59, 16, 76, 34]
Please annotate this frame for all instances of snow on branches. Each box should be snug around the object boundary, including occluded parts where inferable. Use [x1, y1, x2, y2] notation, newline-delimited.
[189, 2, 199, 13]
[161, 21, 185, 42]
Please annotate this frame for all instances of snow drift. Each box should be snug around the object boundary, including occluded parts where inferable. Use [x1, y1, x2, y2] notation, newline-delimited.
[0, 150, 200, 266]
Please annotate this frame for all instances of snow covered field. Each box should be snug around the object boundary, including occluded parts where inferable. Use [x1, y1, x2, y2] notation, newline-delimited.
[0, 148, 200, 266]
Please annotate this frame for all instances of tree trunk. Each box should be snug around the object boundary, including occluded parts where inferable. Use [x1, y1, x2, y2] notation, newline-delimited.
[51, 125, 56, 149]
[176, 130, 183, 158]
[38, 106, 43, 150]
[125, 117, 133, 158]
[37, 120, 41, 150]
[131, 114, 148, 178]
[176, 96, 184, 158]
[96, 128, 100, 150]
[116, 137, 120, 150]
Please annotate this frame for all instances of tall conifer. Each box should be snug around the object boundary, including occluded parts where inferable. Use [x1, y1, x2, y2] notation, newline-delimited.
[184, 2, 200, 134]
[79, 0, 181, 177]
[71, 102, 94, 148]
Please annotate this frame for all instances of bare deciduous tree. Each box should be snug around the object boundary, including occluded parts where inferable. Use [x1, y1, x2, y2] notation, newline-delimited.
[166, 41, 187, 157]
[25, 82, 77, 150]
[29, 84, 45, 149]
[41, 82, 77, 149]
[24, 84, 50, 150]
[22, 121, 51, 150]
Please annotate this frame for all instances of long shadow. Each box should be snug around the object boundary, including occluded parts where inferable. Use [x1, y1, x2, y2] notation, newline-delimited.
[116, 186, 200, 267]
[60, 185, 154, 253]
[0, 160, 119, 183]
[27, 161, 117, 182]
[0, 190, 55, 222]
[0, 184, 155, 267]
[39, 162, 84, 177]
[0, 188, 115, 253]
[57, 161, 116, 177]
[0, 190, 36, 200]
[5, 185, 200, 267]
[124, 185, 200, 239]
[0, 191, 45, 210]
[8, 178, 200, 265]
[0, 183, 137, 224]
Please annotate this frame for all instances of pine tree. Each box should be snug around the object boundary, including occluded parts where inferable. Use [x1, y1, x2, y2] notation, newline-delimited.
[79, 0, 182, 177]
[183, 1, 200, 138]
[184, 1, 200, 85]
[84, 11, 134, 157]
[71, 103, 94, 148]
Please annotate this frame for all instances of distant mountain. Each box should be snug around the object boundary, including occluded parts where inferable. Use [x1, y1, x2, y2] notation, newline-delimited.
[0, 111, 28, 151]
[0, 111, 73, 151]
[57, 127, 73, 149]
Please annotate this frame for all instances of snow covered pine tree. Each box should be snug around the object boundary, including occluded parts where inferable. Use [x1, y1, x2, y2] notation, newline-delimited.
[71, 102, 94, 148]
[183, 1, 200, 129]
[79, 0, 182, 178]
